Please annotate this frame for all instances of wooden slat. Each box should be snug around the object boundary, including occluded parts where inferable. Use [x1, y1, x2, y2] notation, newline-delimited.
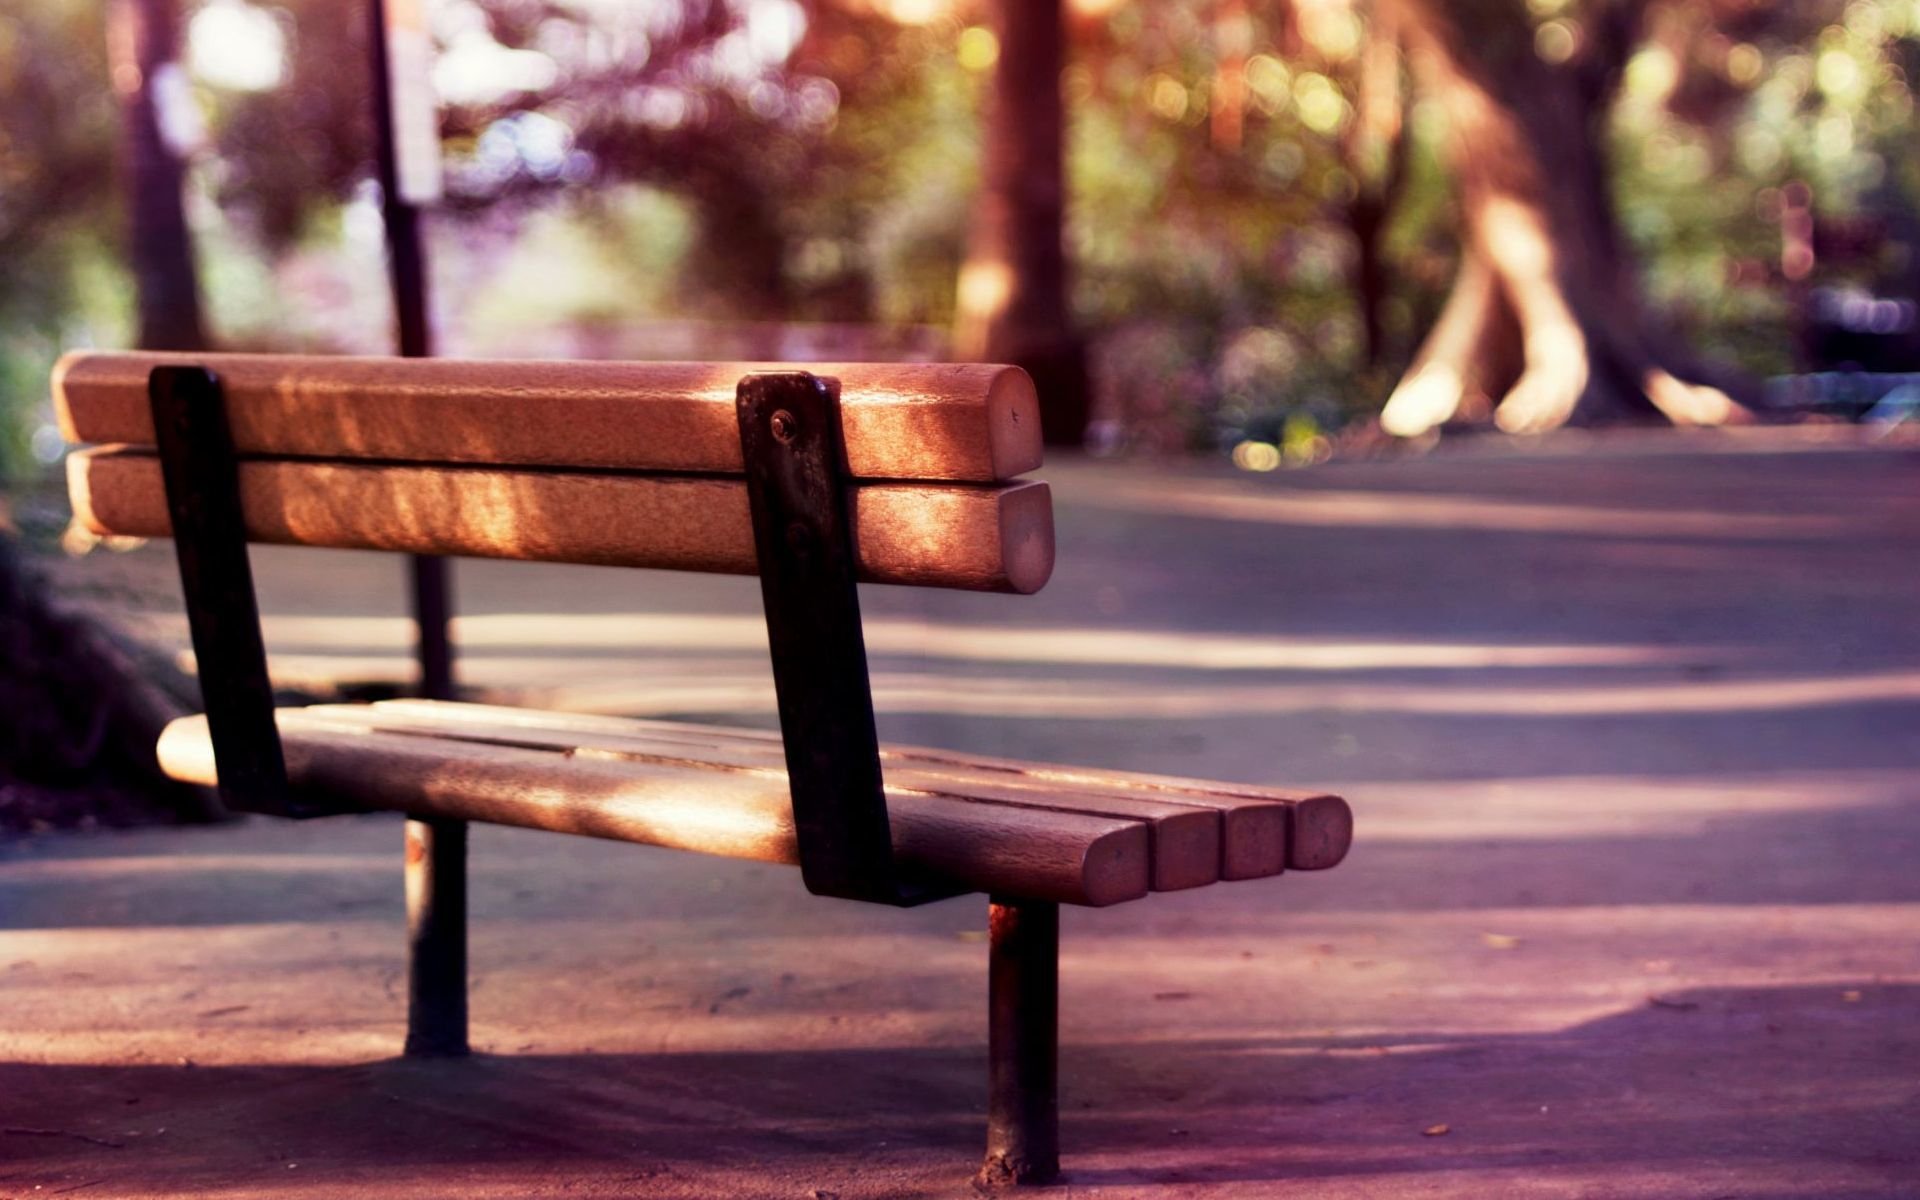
[370, 700, 1350, 874]
[874, 762, 1287, 881]
[157, 714, 1149, 907]
[877, 744, 1348, 873]
[293, 704, 1222, 892]
[69, 448, 1055, 594]
[54, 351, 1043, 482]
[386, 700, 1348, 871]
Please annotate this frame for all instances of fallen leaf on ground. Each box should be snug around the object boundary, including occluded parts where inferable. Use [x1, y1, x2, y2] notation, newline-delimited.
[1422, 1124, 1450, 1137]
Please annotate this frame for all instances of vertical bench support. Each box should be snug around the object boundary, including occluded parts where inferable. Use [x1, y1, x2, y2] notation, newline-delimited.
[148, 366, 294, 817]
[402, 554, 466, 1057]
[403, 817, 468, 1056]
[980, 896, 1061, 1187]
[741, 372, 1038, 1179]
[738, 372, 956, 907]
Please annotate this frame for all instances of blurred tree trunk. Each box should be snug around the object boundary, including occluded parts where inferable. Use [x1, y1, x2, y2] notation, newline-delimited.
[687, 176, 792, 323]
[1348, 188, 1394, 369]
[106, 0, 207, 351]
[954, 0, 1089, 446]
[1342, 15, 1411, 369]
[1378, 0, 1748, 436]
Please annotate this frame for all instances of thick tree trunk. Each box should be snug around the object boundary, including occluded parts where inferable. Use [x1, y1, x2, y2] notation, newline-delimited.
[1378, 0, 1746, 437]
[954, 0, 1089, 446]
[106, 0, 208, 351]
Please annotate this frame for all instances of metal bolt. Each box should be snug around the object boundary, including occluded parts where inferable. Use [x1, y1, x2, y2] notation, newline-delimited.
[770, 409, 798, 443]
[785, 521, 813, 555]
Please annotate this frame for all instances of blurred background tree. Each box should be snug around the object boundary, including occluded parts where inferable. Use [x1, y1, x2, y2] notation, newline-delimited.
[107, 0, 210, 350]
[952, 0, 1087, 444]
[1376, 0, 1731, 438]
[5, 0, 1920, 483]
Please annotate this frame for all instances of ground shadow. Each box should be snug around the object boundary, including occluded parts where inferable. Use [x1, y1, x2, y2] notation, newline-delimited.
[2, 983, 1915, 1198]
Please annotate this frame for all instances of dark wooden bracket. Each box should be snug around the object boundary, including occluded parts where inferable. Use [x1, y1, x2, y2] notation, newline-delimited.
[736, 372, 963, 907]
[147, 365, 304, 818]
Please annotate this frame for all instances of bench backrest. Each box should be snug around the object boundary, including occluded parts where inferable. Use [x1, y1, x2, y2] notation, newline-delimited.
[54, 352, 1054, 594]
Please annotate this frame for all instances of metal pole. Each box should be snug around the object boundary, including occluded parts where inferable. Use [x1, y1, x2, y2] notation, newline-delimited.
[403, 816, 468, 1055]
[366, 0, 453, 694]
[980, 896, 1060, 1186]
[369, 0, 466, 1058]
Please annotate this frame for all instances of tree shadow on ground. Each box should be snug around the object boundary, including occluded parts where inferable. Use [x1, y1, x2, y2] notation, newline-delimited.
[3, 984, 1915, 1198]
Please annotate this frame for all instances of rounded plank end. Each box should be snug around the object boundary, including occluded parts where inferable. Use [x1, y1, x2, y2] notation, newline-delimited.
[51, 349, 101, 445]
[70, 447, 170, 539]
[1076, 821, 1152, 907]
[999, 482, 1055, 595]
[65, 450, 111, 537]
[1287, 795, 1353, 870]
[156, 715, 217, 786]
[985, 366, 1045, 480]
[1148, 807, 1223, 892]
[1219, 804, 1290, 880]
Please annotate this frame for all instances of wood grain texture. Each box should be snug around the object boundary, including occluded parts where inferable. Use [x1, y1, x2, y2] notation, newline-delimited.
[293, 704, 1221, 892]
[371, 700, 1351, 875]
[157, 713, 1150, 907]
[53, 351, 1044, 482]
[68, 448, 1055, 594]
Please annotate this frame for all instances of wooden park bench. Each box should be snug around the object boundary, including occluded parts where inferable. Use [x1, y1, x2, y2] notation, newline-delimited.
[53, 351, 1353, 1187]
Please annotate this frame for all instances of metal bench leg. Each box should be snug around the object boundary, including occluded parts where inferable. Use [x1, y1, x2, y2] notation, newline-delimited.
[403, 816, 469, 1056]
[979, 896, 1060, 1187]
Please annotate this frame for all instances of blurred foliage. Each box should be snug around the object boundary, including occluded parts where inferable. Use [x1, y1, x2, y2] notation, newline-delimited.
[1610, 0, 1920, 378]
[0, 0, 124, 481]
[7, 0, 1920, 473]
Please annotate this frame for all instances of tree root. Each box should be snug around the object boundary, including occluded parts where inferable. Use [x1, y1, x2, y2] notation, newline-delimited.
[1383, 243, 1756, 439]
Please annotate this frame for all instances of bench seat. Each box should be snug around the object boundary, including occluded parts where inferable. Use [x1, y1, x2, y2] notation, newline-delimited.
[155, 701, 1351, 908]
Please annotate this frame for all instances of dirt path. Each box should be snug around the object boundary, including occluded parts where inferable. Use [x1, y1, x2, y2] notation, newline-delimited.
[6, 430, 1918, 1198]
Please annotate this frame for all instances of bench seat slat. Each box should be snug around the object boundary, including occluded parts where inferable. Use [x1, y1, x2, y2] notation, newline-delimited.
[54, 352, 1043, 482]
[360, 702, 1351, 871]
[293, 704, 1224, 892]
[69, 448, 1054, 594]
[377, 700, 1350, 872]
[157, 713, 1150, 907]
[366, 700, 1351, 875]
